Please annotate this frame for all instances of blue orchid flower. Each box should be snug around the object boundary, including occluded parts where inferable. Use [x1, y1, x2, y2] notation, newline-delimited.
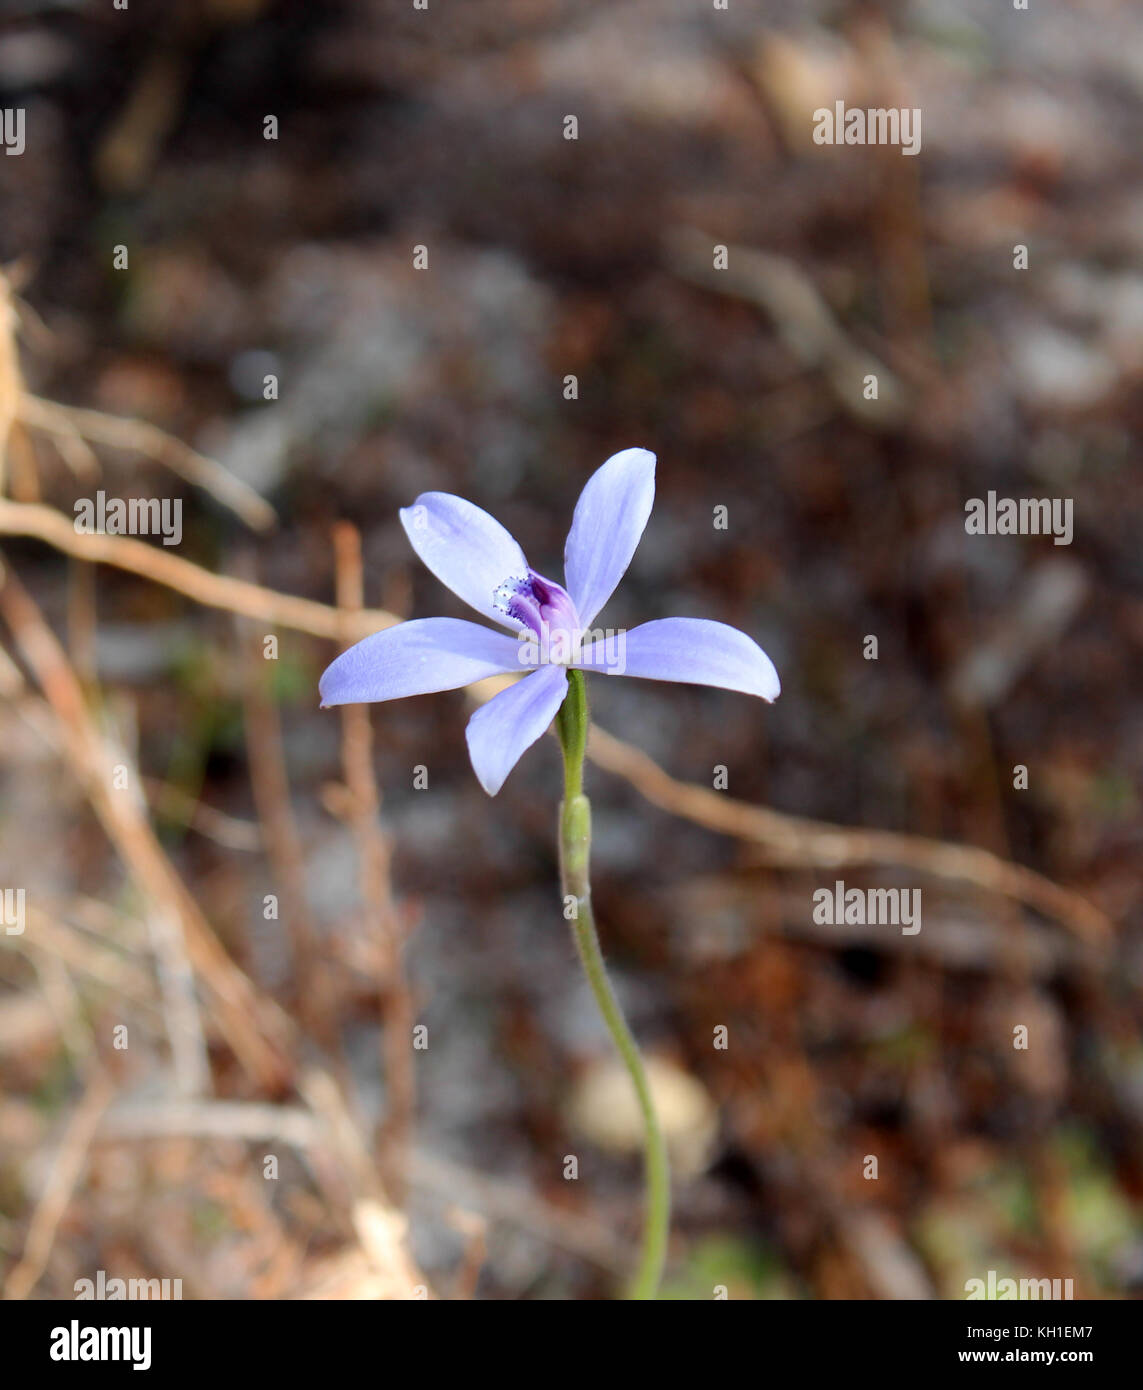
[319, 448, 779, 794]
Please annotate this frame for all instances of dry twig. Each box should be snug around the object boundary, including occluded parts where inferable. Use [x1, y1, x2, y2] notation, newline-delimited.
[331, 522, 413, 1198]
[4, 1071, 113, 1300]
[464, 676, 1110, 947]
[667, 227, 909, 427]
[20, 395, 277, 532]
[0, 558, 295, 1087]
[234, 595, 331, 1049]
[0, 497, 398, 641]
[585, 723, 1112, 948]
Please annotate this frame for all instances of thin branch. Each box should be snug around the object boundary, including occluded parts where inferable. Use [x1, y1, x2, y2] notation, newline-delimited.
[20, 394, 278, 532]
[331, 522, 413, 1199]
[235, 596, 334, 1051]
[96, 1093, 624, 1274]
[585, 723, 1113, 949]
[0, 497, 398, 641]
[666, 227, 910, 428]
[464, 676, 1110, 946]
[0, 274, 23, 499]
[142, 777, 262, 851]
[145, 906, 211, 1097]
[4, 1071, 114, 1300]
[0, 557, 295, 1088]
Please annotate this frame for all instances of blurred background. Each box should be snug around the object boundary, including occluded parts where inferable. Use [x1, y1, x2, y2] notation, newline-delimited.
[0, 0, 1141, 1300]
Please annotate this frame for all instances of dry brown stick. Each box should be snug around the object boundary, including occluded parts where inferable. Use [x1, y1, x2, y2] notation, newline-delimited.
[0, 498, 398, 642]
[2, 255, 268, 526]
[145, 904, 211, 1098]
[11, 667, 213, 1098]
[4, 428, 40, 502]
[331, 522, 413, 1200]
[235, 602, 333, 1051]
[93, 46, 191, 195]
[461, 675, 1112, 946]
[98, 1098, 319, 1148]
[6, 644, 258, 863]
[445, 1207, 488, 1301]
[666, 227, 909, 427]
[28, 948, 92, 1071]
[19, 394, 100, 481]
[299, 1068, 433, 1298]
[11, 908, 156, 1005]
[408, 1150, 627, 1272]
[84, 1093, 622, 1276]
[585, 723, 1113, 949]
[66, 557, 98, 690]
[91, 2, 271, 193]
[0, 272, 21, 498]
[20, 395, 277, 533]
[4, 604, 255, 857]
[99, 1075, 434, 1298]
[142, 776, 262, 851]
[0, 557, 295, 1088]
[4, 1070, 114, 1300]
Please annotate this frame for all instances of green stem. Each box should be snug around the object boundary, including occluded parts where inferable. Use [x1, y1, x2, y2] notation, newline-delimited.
[556, 668, 670, 1300]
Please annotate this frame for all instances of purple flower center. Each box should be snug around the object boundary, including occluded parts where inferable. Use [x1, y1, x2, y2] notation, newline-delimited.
[494, 569, 582, 660]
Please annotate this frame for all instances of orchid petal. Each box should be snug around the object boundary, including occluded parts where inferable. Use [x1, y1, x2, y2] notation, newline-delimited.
[465, 666, 567, 795]
[563, 448, 656, 627]
[319, 618, 523, 707]
[576, 617, 780, 701]
[400, 493, 529, 628]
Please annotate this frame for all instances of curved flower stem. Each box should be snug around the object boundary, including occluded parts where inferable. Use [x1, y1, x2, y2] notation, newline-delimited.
[556, 668, 670, 1300]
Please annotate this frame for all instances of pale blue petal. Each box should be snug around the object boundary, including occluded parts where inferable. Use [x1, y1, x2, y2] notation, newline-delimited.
[465, 666, 568, 796]
[319, 618, 523, 707]
[563, 448, 656, 628]
[400, 492, 528, 628]
[575, 617, 780, 701]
